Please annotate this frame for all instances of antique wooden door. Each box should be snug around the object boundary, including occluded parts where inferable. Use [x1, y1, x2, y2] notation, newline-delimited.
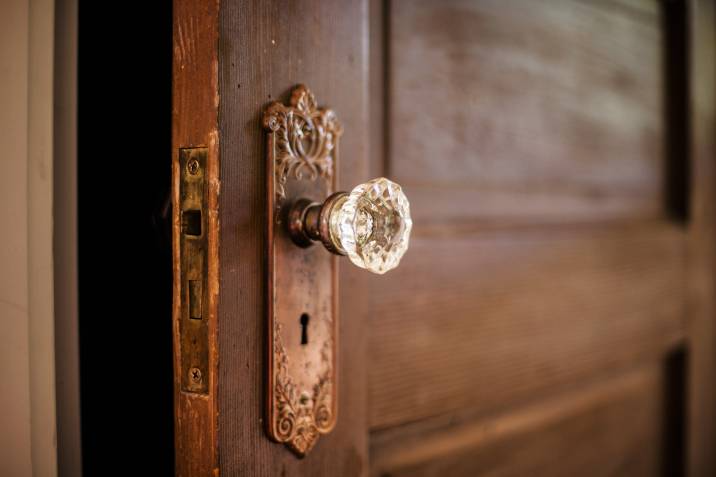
[172, 1, 716, 475]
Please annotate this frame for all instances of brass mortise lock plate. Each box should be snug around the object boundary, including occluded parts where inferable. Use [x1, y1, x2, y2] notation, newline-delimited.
[178, 147, 210, 394]
[263, 85, 341, 456]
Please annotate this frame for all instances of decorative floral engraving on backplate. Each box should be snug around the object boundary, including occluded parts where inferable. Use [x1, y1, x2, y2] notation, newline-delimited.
[264, 85, 339, 457]
[263, 84, 343, 203]
[273, 322, 334, 455]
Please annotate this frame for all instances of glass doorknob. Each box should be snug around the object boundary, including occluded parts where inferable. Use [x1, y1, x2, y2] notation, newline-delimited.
[288, 177, 412, 274]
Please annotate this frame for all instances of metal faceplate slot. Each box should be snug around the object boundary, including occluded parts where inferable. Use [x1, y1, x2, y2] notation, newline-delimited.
[179, 148, 209, 394]
[264, 85, 340, 457]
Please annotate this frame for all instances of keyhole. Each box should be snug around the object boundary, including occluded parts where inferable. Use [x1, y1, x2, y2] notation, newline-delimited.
[300, 313, 310, 345]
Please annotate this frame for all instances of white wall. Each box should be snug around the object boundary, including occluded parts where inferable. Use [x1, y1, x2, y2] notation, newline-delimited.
[0, 0, 58, 475]
[0, 1, 33, 472]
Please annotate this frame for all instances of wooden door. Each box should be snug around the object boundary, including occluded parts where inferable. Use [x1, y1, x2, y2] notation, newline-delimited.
[172, 1, 716, 475]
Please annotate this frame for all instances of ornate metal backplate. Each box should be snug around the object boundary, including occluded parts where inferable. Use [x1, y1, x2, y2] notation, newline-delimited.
[263, 85, 341, 456]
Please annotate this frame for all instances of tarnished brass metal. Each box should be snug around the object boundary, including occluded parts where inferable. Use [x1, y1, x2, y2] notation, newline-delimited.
[178, 148, 209, 394]
[288, 192, 349, 255]
[264, 85, 340, 456]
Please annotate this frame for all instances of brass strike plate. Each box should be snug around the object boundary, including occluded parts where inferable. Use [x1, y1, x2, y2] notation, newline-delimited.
[263, 85, 341, 456]
[178, 147, 209, 394]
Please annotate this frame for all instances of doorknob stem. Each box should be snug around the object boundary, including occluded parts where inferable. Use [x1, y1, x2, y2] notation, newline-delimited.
[287, 192, 348, 255]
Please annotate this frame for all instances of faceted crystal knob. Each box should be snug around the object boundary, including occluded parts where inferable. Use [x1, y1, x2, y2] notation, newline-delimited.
[288, 178, 412, 274]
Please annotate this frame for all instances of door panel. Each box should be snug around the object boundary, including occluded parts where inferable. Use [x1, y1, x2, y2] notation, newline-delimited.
[368, 0, 688, 474]
[369, 224, 685, 428]
[389, 0, 664, 225]
[371, 360, 681, 476]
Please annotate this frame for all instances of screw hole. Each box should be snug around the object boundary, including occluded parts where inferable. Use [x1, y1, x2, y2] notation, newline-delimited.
[299, 313, 310, 345]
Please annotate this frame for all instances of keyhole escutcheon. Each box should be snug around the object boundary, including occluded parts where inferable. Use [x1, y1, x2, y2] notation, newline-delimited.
[300, 313, 310, 345]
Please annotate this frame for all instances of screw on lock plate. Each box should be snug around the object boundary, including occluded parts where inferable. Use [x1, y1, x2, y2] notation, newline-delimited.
[178, 148, 209, 394]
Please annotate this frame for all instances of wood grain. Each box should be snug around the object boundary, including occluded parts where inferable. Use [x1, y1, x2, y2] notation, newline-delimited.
[686, 0, 716, 475]
[369, 223, 686, 428]
[172, 1, 220, 475]
[364, 2, 698, 474]
[216, 1, 369, 475]
[168, 1, 715, 475]
[371, 362, 674, 477]
[389, 0, 665, 225]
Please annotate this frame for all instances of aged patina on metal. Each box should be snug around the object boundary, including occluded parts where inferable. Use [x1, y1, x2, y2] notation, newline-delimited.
[264, 85, 341, 456]
[178, 147, 210, 394]
[287, 192, 349, 255]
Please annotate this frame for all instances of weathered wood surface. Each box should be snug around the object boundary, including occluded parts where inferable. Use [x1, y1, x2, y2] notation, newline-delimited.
[367, 0, 693, 475]
[369, 223, 686, 428]
[371, 363, 678, 476]
[686, 0, 716, 475]
[216, 1, 370, 475]
[389, 0, 664, 225]
[172, 1, 220, 475]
